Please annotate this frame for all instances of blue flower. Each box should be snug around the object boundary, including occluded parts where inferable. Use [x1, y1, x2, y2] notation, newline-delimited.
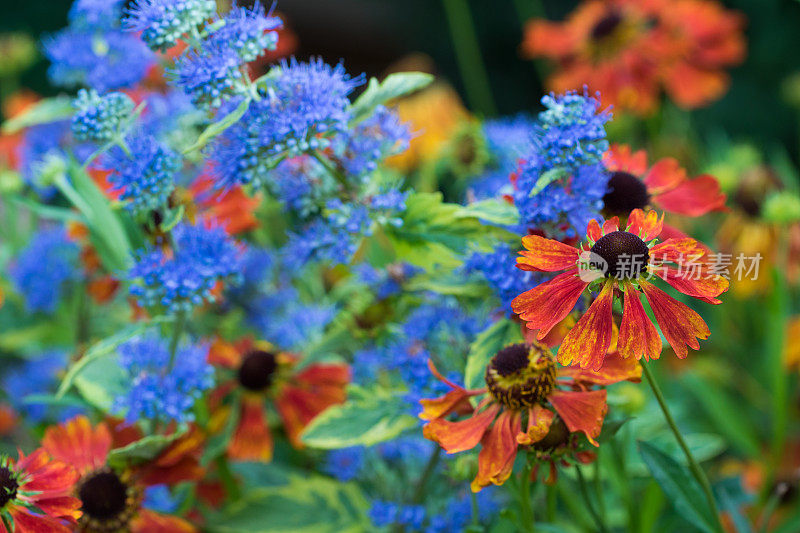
[143, 485, 180, 514]
[69, 0, 127, 28]
[44, 29, 154, 92]
[124, 0, 216, 51]
[171, 41, 246, 108]
[426, 489, 500, 533]
[128, 222, 243, 314]
[206, 1, 282, 62]
[323, 447, 365, 481]
[211, 58, 364, 189]
[105, 133, 180, 213]
[466, 244, 541, 314]
[10, 227, 79, 313]
[513, 89, 611, 235]
[247, 286, 335, 350]
[340, 105, 411, 177]
[369, 501, 426, 530]
[2, 351, 82, 422]
[17, 121, 69, 196]
[71, 89, 135, 142]
[468, 115, 535, 201]
[113, 335, 214, 424]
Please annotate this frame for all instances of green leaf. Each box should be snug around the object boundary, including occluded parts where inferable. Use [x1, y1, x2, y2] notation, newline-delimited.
[57, 318, 170, 399]
[9, 195, 85, 223]
[73, 353, 128, 410]
[597, 417, 632, 443]
[205, 474, 369, 532]
[300, 388, 417, 449]
[202, 396, 241, 465]
[1, 96, 74, 134]
[455, 199, 519, 226]
[107, 430, 186, 469]
[183, 98, 250, 154]
[638, 440, 718, 533]
[464, 319, 523, 391]
[348, 72, 434, 122]
[530, 167, 568, 196]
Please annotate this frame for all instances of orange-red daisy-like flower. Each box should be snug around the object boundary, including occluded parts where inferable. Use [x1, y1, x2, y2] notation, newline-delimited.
[42, 416, 201, 532]
[512, 209, 729, 370]
[208, 338, 350, 462]
[420, 342, 640, 492]
[602, 144, 727, 218]
[0, 447, 81, 532]
[522, 0, 745, 115]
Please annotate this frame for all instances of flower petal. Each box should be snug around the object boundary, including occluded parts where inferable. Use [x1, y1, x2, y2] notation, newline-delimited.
[131, 509, 196, 532]
[640, 280, 711, 359]
[471, 410, 521, 492]
[41, 416, 111, 476]
[557, 281, 615, 370]
[512, 270, 588, 339]
[656, 266, 728, 304]
[652, 175, 727, 216]
[517, 405, 555, 445]
[603, 144, 648, 175]
[601, 216, 620, 235]
[423, 404, 500, 454]
[587, 218, 602, 242]
[517, 235, 581, 272]
[642, 157, 687, 194]
[561, 349, 643, 385]
[8, 507, 73, 533]
[548, 389, 607, 446]
[228, 396, 273, 462]
[618, 282, 663, 361]
[626, 209, 663, 242]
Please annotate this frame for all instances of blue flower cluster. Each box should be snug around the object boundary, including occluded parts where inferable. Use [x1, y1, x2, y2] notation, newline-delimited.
[205, 2, 282, 62]
[354, 263, 420, 300]
[248, 286, 336, 350]
[114, 335, 214, 423]
[44, 0, 153, 91]
[10, 228, 79, 313]
[105, 133, 180, 213]
[369, 501, 426, 531]
[323, 447, 365, 481]
[468, 115, 534, 201]
[427, 490, 500, 533]
[17, 121, 69, 195]
[71, 89, 135, 142]
[128, 222, 243, 313]
[2, 351, 83, 422]
[172, 42, 246, 109]
[466, 243, 541, 313]
[212, 58, 364, 189]
[340, 105, 411, 177]
[513, 89, 611, 235]
[125, 0, 216, 51]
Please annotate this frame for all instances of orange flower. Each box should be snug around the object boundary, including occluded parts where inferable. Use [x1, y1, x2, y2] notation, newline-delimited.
[208, 338, 350, 462]
[42, 416, 201, 532]
[420, 342, 640, 491]
[512, 209, 728, 370]
[0, 447, 81, 532]
[603, 144, 726, 217]
[522, 0, 745, 115]
[190, 175, 260, 235]
[0, 404, 16, 436]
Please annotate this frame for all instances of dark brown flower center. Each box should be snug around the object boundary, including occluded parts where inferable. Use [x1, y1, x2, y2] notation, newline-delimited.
[590, 230, 650, 278]
[238, 350, 278, 391]
[591, 11, 624, 41]
[79, 471, 129, 521]
[0, 466, 19, 509]
[485, 343, 556, 410]
[602, 171, 650, 215]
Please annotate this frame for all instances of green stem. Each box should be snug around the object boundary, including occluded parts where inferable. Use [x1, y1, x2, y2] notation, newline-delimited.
[545, 483, 556, 522]
[516, 462, 535, 532]
[641, 360, 722, 531]
[167, 310, 187, 371]
[440, 0, 497, 116]
[412, 446, 442, 503]
[593, 454, 605, 521]
[470, 490, 481, 526]
[576, 464, 608, 533]
[215, 455, 241, 501]
[309, 150, 350, 193]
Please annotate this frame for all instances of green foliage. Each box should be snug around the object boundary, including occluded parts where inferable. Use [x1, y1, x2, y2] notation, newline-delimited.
[205, 474, 369, 532]
[638, 440, 719, 533]
[348, 72, 434, 123]
[1, 96, 74, 134]
[301, 386, 418, 449]
[107, 430, 186, 469]
[183, 97, 251, 154]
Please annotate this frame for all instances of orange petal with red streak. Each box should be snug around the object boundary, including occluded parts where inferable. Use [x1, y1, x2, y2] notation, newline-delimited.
[8, 507, 73, 533]
[42, 415, 111, 476]
[132, 509, 197, 532]
[652, 175, 726, 216]
[548, 389, 607, 446]
[423, 404, 500, 454]
[517, 405, 554, 445]
[420, 388, 476, 421]
[626, 209, 663, 242]
[640, 280, 710, 359]
[642, 157, 687, 194]
[603, 144, 648, 175]
[561, 349, 643, 385]
[557, 281, 615, 370]
[471, 410, 521, 492]
[618, 282, 662, 362]
[517, 235, 580, 272]
[228, 396, 273, 462]
[656, 266, 728, 304]
[512, 270, 588, 339]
